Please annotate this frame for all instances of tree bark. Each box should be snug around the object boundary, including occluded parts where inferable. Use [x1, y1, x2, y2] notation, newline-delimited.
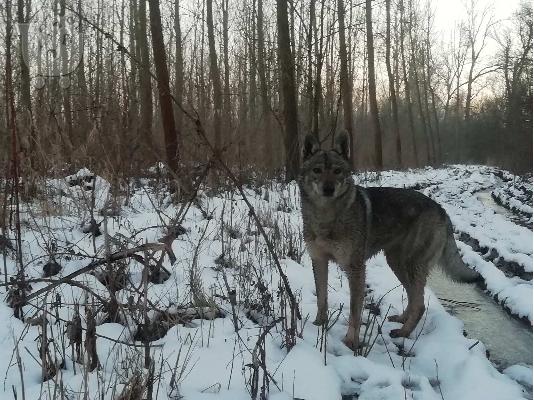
[365, 0, 383, 169]
[222, 0, 231, 141]
[147, 0, 180, 176]
[400, 0, 418, 165]
[137, 0, 154, 152]
[206, 0, 223, 152]
[17, 0, 31, 122]
[407, 4, 432, 164]
[337, 0, 354, 167]
[77, 0, 90, 145]
[312, 0, 325, 139]
[386, 0, 402, 167]
[257, 0, 273, 169]
[276, 0, 299, 180]
[174, 0, 183, 149]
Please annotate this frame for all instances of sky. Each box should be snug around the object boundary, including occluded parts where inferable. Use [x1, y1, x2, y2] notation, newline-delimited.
[434, 0, 521, 45]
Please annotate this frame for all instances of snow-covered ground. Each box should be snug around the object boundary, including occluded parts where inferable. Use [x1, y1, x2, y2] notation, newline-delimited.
[0, 165, 531, 399]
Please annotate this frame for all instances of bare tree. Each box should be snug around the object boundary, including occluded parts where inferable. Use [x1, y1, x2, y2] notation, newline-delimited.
[257, 0, 273, 169]
[222, 0, 231, 138]
[337, 0, 355, 167]
[366, 0, 383, 169]
[137, 0, 154, 152]
[276, 0, 300, 180]
[174, 0, 184, 150]
[147, 0, 180, 176]
[408, 1, 432, 164]
[206, 0, 223, 152]
[386, 0, 402, 166]
[463, 0, 495, 120]
[17, 0, 31, 140]
[399, 0, 418, 165]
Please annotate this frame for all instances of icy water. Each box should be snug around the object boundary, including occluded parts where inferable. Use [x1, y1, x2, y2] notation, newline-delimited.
[477, 190, 531, 229]
[428, 271, 532, 369]
[429, 190, 532, 370]
[476, 191, 517, 220]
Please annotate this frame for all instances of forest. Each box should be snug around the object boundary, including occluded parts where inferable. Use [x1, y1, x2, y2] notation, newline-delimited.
[0, 0, 531, 183]
[0, 0, 531, 399]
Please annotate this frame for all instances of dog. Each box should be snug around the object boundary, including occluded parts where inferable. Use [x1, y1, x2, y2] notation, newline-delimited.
[298, 131, 479, 351]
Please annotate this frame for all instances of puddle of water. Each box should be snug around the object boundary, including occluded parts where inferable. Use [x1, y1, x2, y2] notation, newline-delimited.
[477, 191, 529, 228]
[428, 270, 532, 369]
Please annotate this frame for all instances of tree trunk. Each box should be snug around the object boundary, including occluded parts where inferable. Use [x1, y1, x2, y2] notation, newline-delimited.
[337, 0, 354, 167]
[147, 0, 180, 176]
[305, 0, 315, 135]
[312, 0, 325, 139]
[137, 0, 154, 152]
[386, 0, 402, 167]
[60, 0, 74, 152]
[222, 0, 231, 142]
[257, 0, 273, 169]
[174, 0, 183, 150]
[276, 0, 299, 180]
[424, 12, 441, 162]
[365, 0, 383, 169]
[400, 0, 418, 165]
[206, 0, 223, 152]
[17, 0, 32, 139]
[407, 5, 431, 165]
[464, 47, 475, 121]
[248, 0, 257, 160]
[77, 0, 90, 146]
[420, 45, 436, 163]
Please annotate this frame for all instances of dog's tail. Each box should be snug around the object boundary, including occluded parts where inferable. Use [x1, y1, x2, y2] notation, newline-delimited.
[439, 216, 481, 283]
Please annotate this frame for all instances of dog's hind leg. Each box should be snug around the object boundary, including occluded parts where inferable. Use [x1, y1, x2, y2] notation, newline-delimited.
[385, 254, 409, 324]
[389, 277, 426, 338]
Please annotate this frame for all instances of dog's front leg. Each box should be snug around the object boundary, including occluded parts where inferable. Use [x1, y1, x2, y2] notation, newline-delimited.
[311, 256, 329, 326]
[343, 259, 365, 352]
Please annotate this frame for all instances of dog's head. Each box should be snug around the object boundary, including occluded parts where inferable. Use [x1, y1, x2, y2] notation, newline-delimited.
[299, 131, 353, 201]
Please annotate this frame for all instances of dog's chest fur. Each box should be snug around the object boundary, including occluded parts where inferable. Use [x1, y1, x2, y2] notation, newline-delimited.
[300, 187, 364, 266]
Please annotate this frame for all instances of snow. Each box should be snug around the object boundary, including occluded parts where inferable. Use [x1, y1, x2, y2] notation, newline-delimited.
[0, 165, 531, 399]
[504, 364, 533, 389]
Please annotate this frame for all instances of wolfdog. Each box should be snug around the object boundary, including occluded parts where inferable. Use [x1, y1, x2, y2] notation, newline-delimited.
[298, 131, 479, 351]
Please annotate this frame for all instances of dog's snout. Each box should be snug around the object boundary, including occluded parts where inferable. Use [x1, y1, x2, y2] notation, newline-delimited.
[323, 184, 335, 197]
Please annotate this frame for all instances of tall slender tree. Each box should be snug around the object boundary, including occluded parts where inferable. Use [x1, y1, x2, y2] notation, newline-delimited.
[386, 0, 402, 166]
[366, 0, 383, 169]
[206, 0, 223, 152]
[400, 0, 418, 165]
[337, 0, 354, 167]
[174, 0, 184, 149]
[276, 0, 300, 180]
[137, 0, 154, 152]
[257, 0, 273, 169]
[148, 0, 180, 176]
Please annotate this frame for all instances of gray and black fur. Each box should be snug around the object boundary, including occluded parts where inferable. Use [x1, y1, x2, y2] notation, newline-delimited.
[298, 131, 479, 350]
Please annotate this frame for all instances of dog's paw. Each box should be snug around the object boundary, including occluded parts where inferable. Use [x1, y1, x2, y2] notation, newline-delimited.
[342, 326, 360, 351]
[388, 314, 406, 323]
[389, 328, 410, 338]
[342, 335, 359, 351]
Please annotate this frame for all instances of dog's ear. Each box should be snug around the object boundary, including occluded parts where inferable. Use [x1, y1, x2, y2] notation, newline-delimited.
[303, 134, 320, 160]
[334, 130, 350, 160]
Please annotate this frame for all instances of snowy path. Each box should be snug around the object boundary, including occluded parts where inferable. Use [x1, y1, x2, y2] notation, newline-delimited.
[0, 165, 531, 400]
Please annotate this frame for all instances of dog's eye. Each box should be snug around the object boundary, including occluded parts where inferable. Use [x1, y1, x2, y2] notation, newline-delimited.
[312, 168, 322, 174]
[333, 168, 342, 174]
